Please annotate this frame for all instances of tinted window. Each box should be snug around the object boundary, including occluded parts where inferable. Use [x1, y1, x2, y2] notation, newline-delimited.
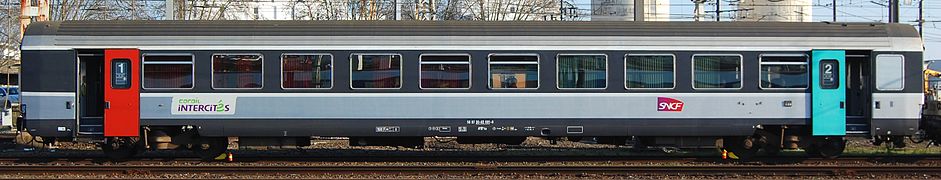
[213, 54, 263, 89]
[351, 54, 401, 89]
[282, 54, 332, 89]
[694, 55, 742, 89]
[558, 55, 606, 89]
[625, 55, 674, 89]
[760, 55, 808, 89]
[421, 55, 470, 89]
[143, 55, 193, 89]
[490, 55, 538, 89]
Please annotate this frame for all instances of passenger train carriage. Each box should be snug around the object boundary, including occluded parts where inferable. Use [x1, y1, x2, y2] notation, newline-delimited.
[19, 21, 925, 159]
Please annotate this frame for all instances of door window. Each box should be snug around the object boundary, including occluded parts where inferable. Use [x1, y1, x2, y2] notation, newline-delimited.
[818, 59, 840, 89]
[111, 59, 131, 89]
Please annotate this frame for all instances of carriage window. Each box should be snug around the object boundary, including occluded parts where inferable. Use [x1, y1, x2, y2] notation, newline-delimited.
[693, 55, 742, 89]
[351, 54, 401, 89]
[625, 55, 674, 89]
[558, 55, 606, 89]
[212, 54, 263, 89]
[282, 54, 332, 89]
[490, 55, 538, 89]
[421, 55, 470, 89]
[876, 54, 904, 91]
[143, 55, 193, 89]
[760, 55, 809, 89]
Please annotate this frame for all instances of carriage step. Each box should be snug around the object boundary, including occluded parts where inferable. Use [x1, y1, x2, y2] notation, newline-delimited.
[846, 123, 870, 134]
[78, 125, 103, 134]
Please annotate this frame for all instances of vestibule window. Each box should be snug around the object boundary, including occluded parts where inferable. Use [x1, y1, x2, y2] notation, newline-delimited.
[760, 55, 809, 89]
[143, 54, 194, 89]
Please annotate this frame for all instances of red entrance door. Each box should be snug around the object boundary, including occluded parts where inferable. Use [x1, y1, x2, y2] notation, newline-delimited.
[104, 49, 140, 137]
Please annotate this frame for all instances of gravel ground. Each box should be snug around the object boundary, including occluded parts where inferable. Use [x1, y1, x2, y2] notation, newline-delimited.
[0, 136, 938, 179]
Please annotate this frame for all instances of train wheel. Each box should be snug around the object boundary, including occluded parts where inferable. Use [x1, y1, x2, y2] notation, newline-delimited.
[102, 137, 141, 160]
[890, 136, 907, 148]
[803, 146, 819, 157]
[724, 136, 758, 160]
[813, 137, 845, 159]
[191, 137, 228, 160]
[756, 130, 781, 156]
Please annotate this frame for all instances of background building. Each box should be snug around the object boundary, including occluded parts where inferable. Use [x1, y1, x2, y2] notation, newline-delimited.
[735, 0, 812, 22]
[591, 0, 670, 21]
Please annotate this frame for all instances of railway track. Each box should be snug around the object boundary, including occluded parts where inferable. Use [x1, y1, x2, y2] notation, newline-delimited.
[0, 155, 939, 164]
[0, 156, 937, 178]
[0, 164, 938, 177]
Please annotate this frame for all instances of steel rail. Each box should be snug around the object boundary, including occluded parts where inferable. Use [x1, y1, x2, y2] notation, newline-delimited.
[0, 165, 938, 176]
[0, 156, 939, 164]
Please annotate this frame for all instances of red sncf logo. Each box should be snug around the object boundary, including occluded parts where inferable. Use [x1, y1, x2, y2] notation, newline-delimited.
[657, 97, 684, 112]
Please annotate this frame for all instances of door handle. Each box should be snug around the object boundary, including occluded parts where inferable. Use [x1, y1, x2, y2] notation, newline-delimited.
[104, 101, 110, 109]
[874, 101, 881, 109]
[65, 101, 73, 109]
[839, 101, 845, 109]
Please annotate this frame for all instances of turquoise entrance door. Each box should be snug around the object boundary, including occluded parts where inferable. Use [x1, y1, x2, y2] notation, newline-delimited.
[811, 50, 846, 136]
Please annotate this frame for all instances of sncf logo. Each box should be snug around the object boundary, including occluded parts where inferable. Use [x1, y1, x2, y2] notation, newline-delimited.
[657, 97, 685, 112]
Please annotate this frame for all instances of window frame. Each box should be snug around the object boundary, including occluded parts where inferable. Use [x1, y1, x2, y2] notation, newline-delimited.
[419, 53, 472, 90]
[555, 53, 608, 90]
[875, 54, 905, 91]
[757, 54, 810, 90]
[141, 53, 195, 90]
[280, 53, 334, 90]
[487, 53, 541, 90]
[624, 53, 676, 90]
[210, 53, 265, 90]
[349, 53, 404, 90]
[691, 54, 744, 90]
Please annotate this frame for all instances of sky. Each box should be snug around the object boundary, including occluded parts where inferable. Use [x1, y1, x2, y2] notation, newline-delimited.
[571, 0, 940, 60]
[244, 0, 938, 59]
